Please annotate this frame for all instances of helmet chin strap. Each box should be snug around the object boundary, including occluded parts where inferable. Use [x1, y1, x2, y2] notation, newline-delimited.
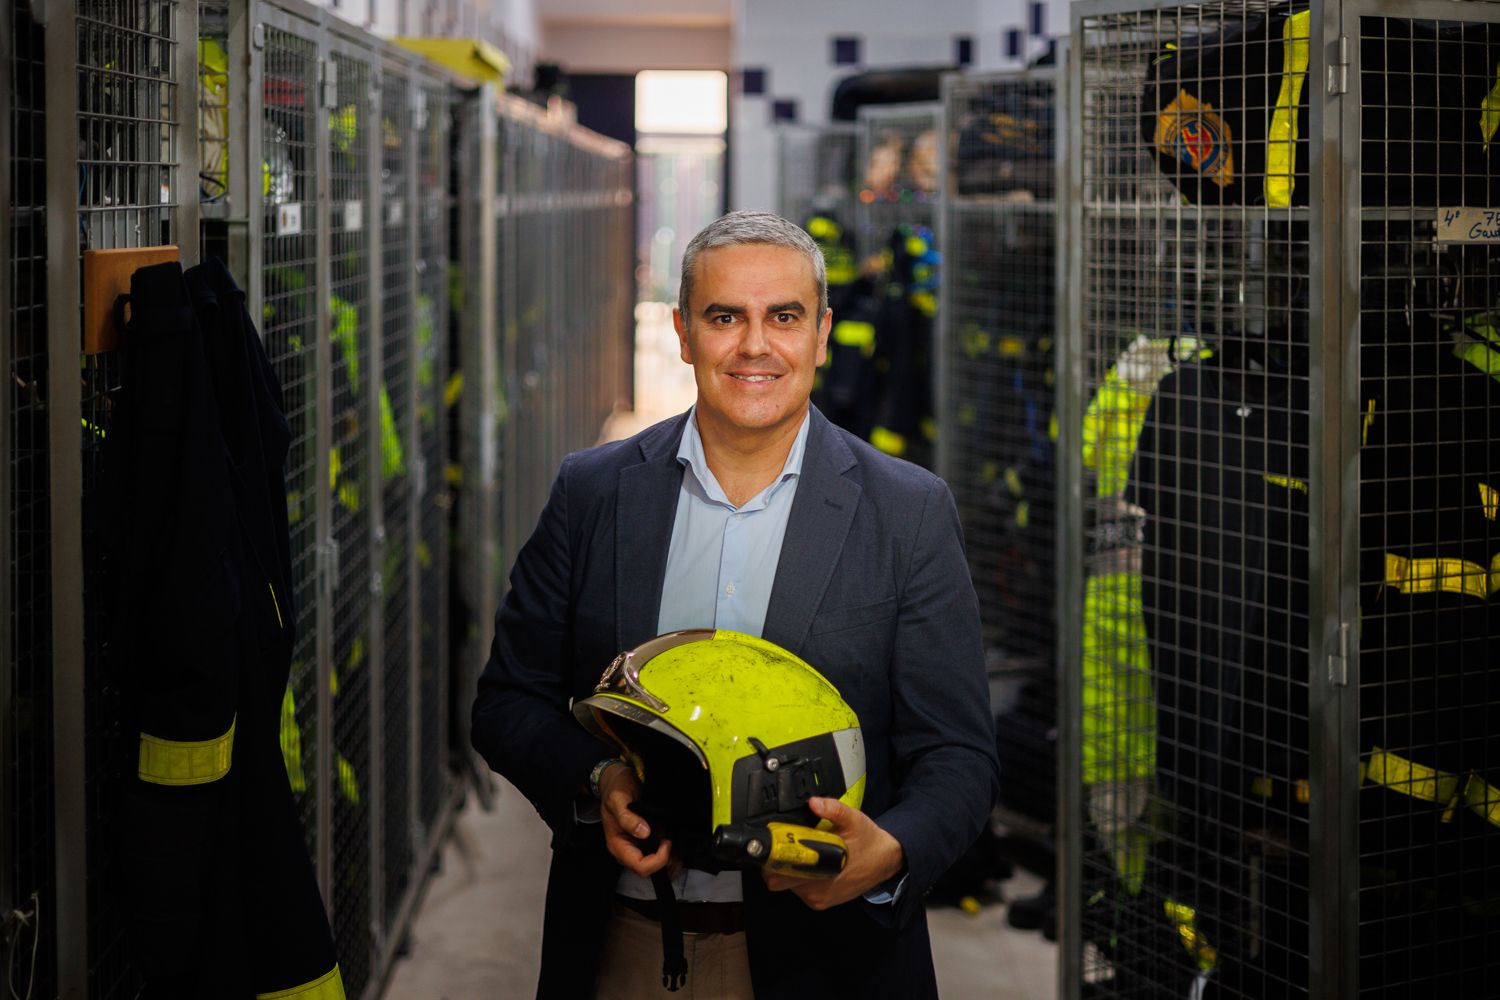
[631, 802, 688, 992]
[650, 869, 688, 992]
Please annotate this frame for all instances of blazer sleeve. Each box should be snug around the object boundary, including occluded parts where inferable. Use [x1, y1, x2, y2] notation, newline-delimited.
[470, 454, 616, 846]
[872, 478, 1001, 924]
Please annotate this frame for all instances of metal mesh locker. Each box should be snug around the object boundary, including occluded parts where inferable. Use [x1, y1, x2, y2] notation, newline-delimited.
[939, 69, 1062, 835]
[325, 44, 375, 998]
[3, 2, 56, 993]
[377, 61, 414, 938]
[415, 78, 450, 833]
[1065, 4, 1320, 996]
[75, 0, 184, 990]
[1349, 6, 1500, 996]
[258, 14, 322, 871]
[855, 103, 941, 261]
[1064, 1, 1500, 995]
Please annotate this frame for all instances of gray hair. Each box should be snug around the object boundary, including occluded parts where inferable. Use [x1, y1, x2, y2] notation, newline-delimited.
[677, 210, 828, 324]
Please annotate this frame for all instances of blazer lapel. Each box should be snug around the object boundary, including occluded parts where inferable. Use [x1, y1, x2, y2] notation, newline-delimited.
[615, 413, 690, 652]
[763, 409, 862, 654]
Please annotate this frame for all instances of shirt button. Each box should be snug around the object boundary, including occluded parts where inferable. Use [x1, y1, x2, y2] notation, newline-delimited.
[725, 582, 736, 595]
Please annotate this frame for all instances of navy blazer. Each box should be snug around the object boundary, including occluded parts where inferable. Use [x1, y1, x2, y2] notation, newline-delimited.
[472, 407, 999, 999]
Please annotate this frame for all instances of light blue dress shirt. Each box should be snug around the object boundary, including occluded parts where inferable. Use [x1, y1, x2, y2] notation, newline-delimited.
[617, 408, 809, 903]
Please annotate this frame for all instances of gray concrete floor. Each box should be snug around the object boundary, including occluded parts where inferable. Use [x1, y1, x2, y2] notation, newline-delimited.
[384, 305, 1059, 998]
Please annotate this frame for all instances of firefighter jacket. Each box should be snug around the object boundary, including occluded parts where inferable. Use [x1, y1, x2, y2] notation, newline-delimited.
[869, 224, 938, 466]
[1128, 340, 1313, 995]
[1130, 313, 1500, 994]
[106, 258, 343, 999]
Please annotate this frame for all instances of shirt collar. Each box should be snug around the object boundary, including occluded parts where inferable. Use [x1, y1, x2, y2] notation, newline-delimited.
[677, 406, 811, 511]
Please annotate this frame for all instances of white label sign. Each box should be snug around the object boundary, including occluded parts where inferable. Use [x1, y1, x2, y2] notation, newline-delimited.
[387, 199, 404, 226]
[1437, 207, 1500, 243]
[276, 202, 303, 236]
[343, 200, 363, 232]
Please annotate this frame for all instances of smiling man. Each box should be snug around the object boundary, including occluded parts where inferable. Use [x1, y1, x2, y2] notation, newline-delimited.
[471, 211, 998, 999]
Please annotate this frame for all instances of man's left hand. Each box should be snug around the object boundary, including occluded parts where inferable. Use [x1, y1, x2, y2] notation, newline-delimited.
[761, 796, 905, 911]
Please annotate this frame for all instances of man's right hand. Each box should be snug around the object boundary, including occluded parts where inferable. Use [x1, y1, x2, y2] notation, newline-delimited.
[598, 762, 673, 877]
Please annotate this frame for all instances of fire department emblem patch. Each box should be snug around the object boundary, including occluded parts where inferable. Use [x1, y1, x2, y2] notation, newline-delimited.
[1155, 89, 1235, 189]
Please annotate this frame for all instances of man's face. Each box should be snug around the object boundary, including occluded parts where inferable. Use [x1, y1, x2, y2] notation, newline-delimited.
[675, 243, 831, 440]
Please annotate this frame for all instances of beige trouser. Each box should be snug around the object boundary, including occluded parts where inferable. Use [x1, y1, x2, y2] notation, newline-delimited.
[594, 902, 754, 1000]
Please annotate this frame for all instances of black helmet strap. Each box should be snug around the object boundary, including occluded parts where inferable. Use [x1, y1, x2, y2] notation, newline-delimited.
[630, 801, 688, 992]
[650, 869, 688, 992]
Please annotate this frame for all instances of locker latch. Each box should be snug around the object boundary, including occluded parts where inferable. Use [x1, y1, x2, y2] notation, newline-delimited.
[1327, 622, 1350, 686]
[320, 58, 339, 112]
[1327, 35, 1350, 96]
[316, 539, 341, 597]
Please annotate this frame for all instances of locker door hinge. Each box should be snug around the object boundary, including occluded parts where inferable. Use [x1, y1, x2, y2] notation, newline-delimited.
[371, 525, 386, 597]
[1327, 622, 1350, 686]
[1328, 35, 1350, 96]
[252, 23, 266, 50]
[320, 58, 339, 111]
[413, 89, 429, 131]
[316, 539, 341, 597]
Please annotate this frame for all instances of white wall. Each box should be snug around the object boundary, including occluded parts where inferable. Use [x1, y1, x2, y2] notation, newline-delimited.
[730, 0, 1069, 210]
[730, 0, 978, 211]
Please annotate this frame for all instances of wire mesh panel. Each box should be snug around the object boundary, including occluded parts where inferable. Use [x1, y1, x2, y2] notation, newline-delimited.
[377, 61, 414, 938]
[776, 123, 859, 228]
[325, 43, 375, 998]
[1350, 4, 1500, 995]
[75, 0, 183, 990]
[198, 0, 230, 260]
[259, 14, 321, 875]
[415, 79, 450, 833]
[3, 2, 55, 993]
[509, 114, 551, 543]
[1069, 4, 1322, 995]
[940, 69, 1061, 837]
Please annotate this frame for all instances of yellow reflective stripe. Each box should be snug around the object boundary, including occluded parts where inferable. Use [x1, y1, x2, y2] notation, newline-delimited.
[1482, 62, 1500, 151]
[255, 966, 346, 1000]
[444, 370, 464, 408]
[1250, 776, 1274, 797]
[1383, 552, 1500, 601]
[870, 426, 906, 456]
[1480, 484, 1499, 521]
[337, 753, 361, 805]
[832, 320, 876, 357]
[1463, 773, 1500, 828]
[139, 717, 235, 786]
[1365, 747, 1463, 813]
[280, 683, 307, 792]
[1264, 474, 1308, 494]
[1363, 399, 1377, 446]
[268, 583, 284, 629]
[1266, 10, 1312, 208]
[1163, 901, 1217, 971]
[1015, 500, 1030, 528]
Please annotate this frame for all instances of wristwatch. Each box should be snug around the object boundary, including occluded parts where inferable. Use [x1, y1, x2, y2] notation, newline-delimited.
[588, 756, 626, 800]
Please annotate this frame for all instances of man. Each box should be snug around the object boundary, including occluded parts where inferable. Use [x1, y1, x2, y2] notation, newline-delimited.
[472, 211, 998, 999]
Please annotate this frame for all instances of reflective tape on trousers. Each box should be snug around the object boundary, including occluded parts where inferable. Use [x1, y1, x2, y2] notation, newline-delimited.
[138, 717, 235, 786]
[255, 965, 346, 1000]
[1384, 552, 1500, 601]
